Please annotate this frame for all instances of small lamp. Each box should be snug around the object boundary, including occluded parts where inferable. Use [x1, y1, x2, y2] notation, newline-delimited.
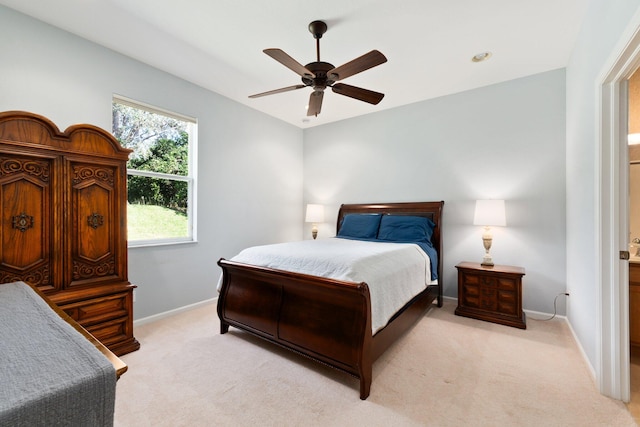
[473, 199, 506, 267]
[305, 204, 325, 240]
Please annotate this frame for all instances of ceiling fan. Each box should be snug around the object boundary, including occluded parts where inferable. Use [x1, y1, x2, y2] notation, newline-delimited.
[249, 20, 387, 117]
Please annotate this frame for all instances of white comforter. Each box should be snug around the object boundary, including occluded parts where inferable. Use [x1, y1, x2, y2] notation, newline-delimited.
[223, 238, 433, 334]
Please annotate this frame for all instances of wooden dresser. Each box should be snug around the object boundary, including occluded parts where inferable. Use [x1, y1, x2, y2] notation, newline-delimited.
[0, 111, 139, 355]
[455, 261, 526, 329]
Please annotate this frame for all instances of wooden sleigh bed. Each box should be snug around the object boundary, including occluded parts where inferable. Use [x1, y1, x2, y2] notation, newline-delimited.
[217, 201, 443, 399]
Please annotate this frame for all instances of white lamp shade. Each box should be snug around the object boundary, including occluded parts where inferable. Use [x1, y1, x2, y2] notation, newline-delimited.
[305, 204, 325, 223]
[473, 199, 506, 226]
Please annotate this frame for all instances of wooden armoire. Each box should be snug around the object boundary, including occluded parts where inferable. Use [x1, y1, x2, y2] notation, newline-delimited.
[0, 111, 139, 355]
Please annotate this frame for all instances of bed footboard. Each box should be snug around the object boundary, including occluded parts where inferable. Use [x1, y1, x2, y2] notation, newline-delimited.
[217, 258, 374, 399]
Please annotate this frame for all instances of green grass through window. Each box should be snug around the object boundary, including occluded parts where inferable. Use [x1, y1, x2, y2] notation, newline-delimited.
[127, 204, 188, 241]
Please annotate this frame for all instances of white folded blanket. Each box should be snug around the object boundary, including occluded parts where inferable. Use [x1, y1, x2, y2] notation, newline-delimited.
[221, 238, 432, 334]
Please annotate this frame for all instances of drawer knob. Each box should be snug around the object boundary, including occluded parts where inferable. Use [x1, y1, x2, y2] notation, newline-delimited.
[87, 212, 104, 229]
[12, 212, 34, 232]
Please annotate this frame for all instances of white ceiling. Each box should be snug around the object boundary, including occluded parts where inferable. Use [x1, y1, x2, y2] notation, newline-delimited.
[1, 0, 587, 128]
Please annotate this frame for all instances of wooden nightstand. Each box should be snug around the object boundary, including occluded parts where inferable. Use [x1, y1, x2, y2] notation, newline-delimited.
[455, 262, 526, 329]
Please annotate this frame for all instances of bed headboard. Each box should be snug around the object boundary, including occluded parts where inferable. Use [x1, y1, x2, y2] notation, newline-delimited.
[337, 201, 444, 284]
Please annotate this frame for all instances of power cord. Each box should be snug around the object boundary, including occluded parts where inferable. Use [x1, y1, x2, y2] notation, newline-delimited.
[528, 292, 570, 321]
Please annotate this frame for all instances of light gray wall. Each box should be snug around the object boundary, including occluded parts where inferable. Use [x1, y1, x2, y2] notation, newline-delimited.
[0, 6, 304, 319]
[303, 69, 567, 314]
[565, 0, 640, 370]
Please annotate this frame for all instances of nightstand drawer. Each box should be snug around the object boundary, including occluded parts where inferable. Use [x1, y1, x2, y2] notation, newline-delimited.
[481, 286, 497, 311]
[480, 276, 497, 287]
[461, 273, 481, 285]
[463, 283, 480, 296]
[497, 290, 517, 315]
[497, 277, 517, 291]
[455, 262, 526, 329]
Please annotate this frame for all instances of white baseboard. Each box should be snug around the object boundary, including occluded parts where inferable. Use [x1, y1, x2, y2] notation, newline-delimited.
[523, 307, 567, 321]
[133, 297, 218, 327]
[565, 317, 597, 381]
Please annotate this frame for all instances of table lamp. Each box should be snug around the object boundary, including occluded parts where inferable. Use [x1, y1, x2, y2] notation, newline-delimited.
[305, 204, 325, 239]
[473, 199, 506, 267]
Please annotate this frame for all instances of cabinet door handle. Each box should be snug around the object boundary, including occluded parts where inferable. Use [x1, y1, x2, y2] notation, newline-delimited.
[12, 212, 34, 232]
[87, 213, 104, 229]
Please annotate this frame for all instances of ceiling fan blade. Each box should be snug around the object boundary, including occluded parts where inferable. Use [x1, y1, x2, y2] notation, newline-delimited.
[332, 83, 384, 105]
[327, 50, 387, 81]
[249, 85, 307, 98]
[264, 48, 315, 78]
[307, 91, 324, 116]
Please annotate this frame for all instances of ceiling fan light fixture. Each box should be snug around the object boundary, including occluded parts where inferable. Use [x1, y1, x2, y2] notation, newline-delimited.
[248, 20, 387, 117]
[472, 52, 492, 62]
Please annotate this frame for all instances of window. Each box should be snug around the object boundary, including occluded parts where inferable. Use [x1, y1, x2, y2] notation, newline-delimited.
[112, 96, 196, 246]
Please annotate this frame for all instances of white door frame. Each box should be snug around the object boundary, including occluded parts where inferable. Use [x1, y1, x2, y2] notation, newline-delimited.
[598, 13, 640, 402]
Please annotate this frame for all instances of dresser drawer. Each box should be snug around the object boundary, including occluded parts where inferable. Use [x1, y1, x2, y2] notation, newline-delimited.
[61, 292, 130, 327]
[85, 316, 130, 347]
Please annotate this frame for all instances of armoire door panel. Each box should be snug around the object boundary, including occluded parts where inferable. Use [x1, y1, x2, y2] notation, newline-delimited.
[2, 179, 45, 267]
[76, 182, 112, 260]
[68, 162, 121, 287]
[0, 155, 57, 291]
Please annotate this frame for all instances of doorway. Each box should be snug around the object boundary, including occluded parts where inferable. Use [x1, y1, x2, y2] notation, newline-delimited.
[598, 16, 640, 403]
[629, 70, 640, 419]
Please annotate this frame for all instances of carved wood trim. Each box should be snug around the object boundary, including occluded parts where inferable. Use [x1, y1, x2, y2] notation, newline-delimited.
[0, 264, 51, 286]
[73, 165, 114, 187]
[72, 258, 116, 280]
[0, 157, 50, 182]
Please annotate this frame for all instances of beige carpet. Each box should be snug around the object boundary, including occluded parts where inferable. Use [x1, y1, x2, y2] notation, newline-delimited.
[114, 300, 636, 426]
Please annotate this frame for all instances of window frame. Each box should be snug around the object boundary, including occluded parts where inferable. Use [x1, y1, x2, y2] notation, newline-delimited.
[112, 95, 198, 248]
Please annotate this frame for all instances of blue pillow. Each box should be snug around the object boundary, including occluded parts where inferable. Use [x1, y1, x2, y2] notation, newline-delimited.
[338, 214, 383, 239]
[377, 215, 435, 243]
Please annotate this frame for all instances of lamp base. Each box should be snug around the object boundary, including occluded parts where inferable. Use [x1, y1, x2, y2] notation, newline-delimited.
[481, 230, 494, 267]
[481, 259, 494, 267]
